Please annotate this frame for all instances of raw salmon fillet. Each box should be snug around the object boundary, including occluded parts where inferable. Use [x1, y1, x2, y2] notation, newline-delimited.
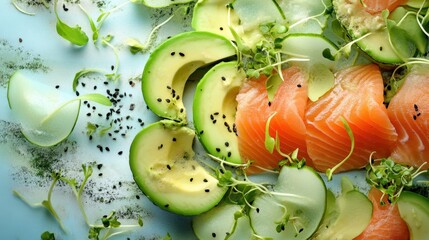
[235, 66, 310, 174]
[355, 188, 410, 240]
[362, 0, 406, 13]
[387, 66, 429, 169]
[305, 64, 397, 172]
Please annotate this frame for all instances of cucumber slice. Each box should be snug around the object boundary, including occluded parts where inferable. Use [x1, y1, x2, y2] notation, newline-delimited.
[137, 0, 193, 8]
[397, 191, 429, 240]
[281, 34, 338, 69]
[142, 31, 236, 123]
[192, 203, 252, 239]
[249, 166, 326, 240]
[193, 61, 245, 164]
[129, 120, 227, 216]
[7, 71, 80, 147]
[312, 177, 373, 240]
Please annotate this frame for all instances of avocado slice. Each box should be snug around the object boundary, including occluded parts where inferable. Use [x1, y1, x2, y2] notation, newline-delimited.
[192, 0, 239, 40]
[312, 177, 373, 240]
[397, 191, 429, 240]
[193, 61, 245, 164]
[142, 31, 236, 123]
[129, 120, 227, 215]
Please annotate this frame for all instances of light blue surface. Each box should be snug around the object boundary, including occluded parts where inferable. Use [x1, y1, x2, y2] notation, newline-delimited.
[0, 1, 197, 239]
[0, 1, 372, 240]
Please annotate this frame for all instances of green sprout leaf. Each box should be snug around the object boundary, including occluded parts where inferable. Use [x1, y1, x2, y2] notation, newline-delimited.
[326, 117, 355, 181]
[366, 156, 427, 204]
[54, 0, 88, 46]
[264, 112, 277, 154]
[40, 231, 56, 240]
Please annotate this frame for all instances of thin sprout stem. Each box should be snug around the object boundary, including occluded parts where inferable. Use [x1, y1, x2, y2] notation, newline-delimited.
[102, 40, 119, 77]
[12, 0, 36, 15]
[416, 0, 429, 37]
[208, 154, 251, 168]
[253, 58, 309, 73]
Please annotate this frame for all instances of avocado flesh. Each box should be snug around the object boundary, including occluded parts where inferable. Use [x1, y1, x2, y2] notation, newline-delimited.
[129, 120, 227, 216]
[193, 61, 245, 164]
[142, 31, 236, 123]
[397, 191, 429, 240]
[192, 0, 240, 40]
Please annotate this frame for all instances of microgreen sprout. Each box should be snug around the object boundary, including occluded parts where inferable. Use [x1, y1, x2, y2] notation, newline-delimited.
[87, 121, 114, 136]
[12, 0, 36, 16]
[60, 164, 93, 225]
[126, 5, 189, 54]
[366, 154, 428, 204]
[13, 171, 67, 232]
[54, 0, 89, 46]
[41, 231, 56, 240]
[88, 211, 143, 240]
[326, 116, 355, 181]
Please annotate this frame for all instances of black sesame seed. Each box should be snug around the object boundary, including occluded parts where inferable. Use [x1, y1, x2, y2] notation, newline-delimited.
[216, 148, 221, 152]
[87, 113, 91, 117]
[225, 142, 229, 147]
[166, 99, 171, 103]
[118, 151, 123, 155]
[297, 84, 302, 88]
[172, 137, 177, 142]
[111, 65, 115, 71]
[105, 147, 110, 152]
[200, 130, 204, 135]
[164, 204, 169, 208]
[136, 195, 140, 199]
[167, 164, 171, 170]
[220, 27, 224, 30]
[203, 179, 208, 182]
[76, 91, 80, 96]
[18, 38, 23, 43]
[205, 189, 210, 192]
[158, 144, 164, 150]
[268, 101, 272, 107]
[212, 233, 216, 238]
[63, 4, 69, 11]
[98, 173, 103, 177]
[170, 52, 175, 56]
[190, 178, 194, 182]
[179, 52, 185, 57]
[414, 104, 419, 112]
[97, 164, 103, 170]
[256, 208, 260, 213]
[55, 85, 60, 89]
[413, 115, 417, 120]
[221, 76, 226, 81]
[227, 152, 232, 157]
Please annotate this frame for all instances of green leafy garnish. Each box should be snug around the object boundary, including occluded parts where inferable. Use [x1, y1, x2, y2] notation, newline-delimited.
[14, 172, 67, 232]
[88, 211, 143, 240]
[40, 231, 56, 240]
[326, 117, 355, 181]
[61, 164, 93, 225]
[54, 0, 88, 46]
[264, 112, 277, 154]
[126, 5, 189, 54]
[366, 156, 427, 204]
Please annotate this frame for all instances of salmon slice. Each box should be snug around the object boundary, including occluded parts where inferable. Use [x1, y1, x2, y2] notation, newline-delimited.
[235, 66, 310, 174]
[387, 67, 429, 169]
[362, 0, 406, 13]
[305, 64, 397, 172]
[355, 188, 410, 240]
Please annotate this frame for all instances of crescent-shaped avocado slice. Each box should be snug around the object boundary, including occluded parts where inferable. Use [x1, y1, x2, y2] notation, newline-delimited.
[142, 31, 236, 123]
[129, 120, 227, 216]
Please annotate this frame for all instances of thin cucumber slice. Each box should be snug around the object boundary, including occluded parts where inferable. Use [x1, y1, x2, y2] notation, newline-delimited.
[193, 61, 245, 164]
[137, 0, 193, 8]
[281, 34, 338, 69]
[142, 31, 236, 123]
[129, 120, 227, 216]
[312, 177, 373, 240]
[192, 203, 252, 239]
[7, 71, 80, 147]
[249, 166, 326, 240]
[397, 191, 429, 240]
